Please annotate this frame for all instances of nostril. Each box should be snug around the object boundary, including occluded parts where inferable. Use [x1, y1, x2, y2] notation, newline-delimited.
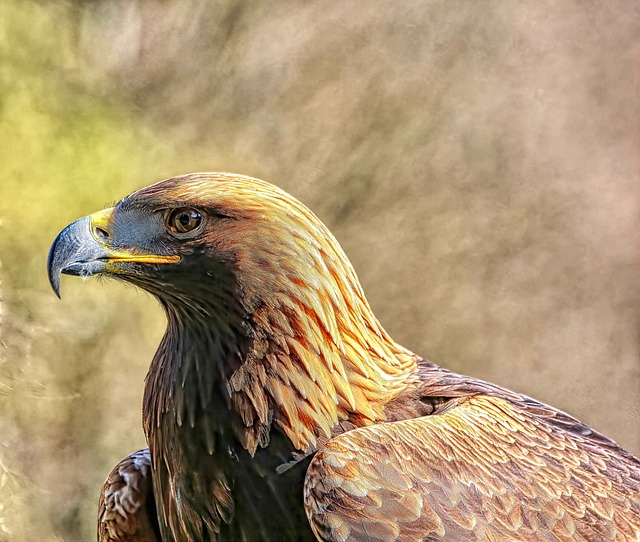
[94, 226, 110, 240]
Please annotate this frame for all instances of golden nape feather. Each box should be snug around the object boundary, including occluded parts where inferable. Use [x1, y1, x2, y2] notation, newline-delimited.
[48, 173, 640, 542]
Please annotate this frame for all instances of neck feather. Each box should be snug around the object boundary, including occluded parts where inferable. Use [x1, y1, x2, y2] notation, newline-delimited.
[228, 204, 419, 453]
[247, 265, 418, 453]
[143, 193, 419, 456]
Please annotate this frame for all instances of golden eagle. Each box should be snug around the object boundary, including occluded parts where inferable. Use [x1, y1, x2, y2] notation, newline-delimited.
[48, 173, 640, 541]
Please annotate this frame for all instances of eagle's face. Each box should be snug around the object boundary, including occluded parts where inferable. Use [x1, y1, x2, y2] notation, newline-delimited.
[48, 172, 338, 315]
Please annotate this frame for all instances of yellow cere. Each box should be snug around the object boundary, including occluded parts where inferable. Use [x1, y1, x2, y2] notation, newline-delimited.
[89, 207, 181, 265]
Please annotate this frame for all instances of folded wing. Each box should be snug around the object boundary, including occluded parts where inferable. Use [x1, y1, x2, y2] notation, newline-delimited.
[304, 395, 640, 542]
[98, 449, 160, 542]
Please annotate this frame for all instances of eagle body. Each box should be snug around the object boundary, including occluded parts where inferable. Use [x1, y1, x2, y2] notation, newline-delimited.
[47, 173, 640, 542]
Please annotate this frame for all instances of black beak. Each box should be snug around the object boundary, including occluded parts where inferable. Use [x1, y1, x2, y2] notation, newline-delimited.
[47, 216, 110, 299]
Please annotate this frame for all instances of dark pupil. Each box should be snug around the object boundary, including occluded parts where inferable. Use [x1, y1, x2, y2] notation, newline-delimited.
[170, 208, 201, 233]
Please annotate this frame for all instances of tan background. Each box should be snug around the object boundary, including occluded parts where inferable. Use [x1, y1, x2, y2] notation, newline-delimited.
[0, 1, 638, 540]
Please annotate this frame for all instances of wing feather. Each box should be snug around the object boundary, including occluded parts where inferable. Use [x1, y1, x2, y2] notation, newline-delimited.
[98, 449, 160, 542]
[304, 395, 640, 542]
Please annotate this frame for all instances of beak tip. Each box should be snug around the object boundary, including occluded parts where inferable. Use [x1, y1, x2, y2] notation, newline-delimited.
[47, 240, 62, 299]
[47, 263, 62, 299]
[53, 283, 62, 300]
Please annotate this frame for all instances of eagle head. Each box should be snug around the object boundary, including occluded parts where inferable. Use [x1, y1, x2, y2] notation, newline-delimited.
[48, 173, 416, 453]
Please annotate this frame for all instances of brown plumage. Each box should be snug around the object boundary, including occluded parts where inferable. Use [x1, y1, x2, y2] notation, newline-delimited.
[98, 449, 159, 542]
[48, 173, 640, 541]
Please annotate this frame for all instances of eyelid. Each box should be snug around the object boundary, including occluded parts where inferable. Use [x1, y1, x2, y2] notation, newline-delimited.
[205, 209, 234, 220]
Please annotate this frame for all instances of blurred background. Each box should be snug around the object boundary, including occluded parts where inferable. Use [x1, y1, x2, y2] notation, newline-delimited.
[1, 0, 638, 539]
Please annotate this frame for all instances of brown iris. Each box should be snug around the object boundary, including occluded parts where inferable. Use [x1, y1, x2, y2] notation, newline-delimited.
[166, 208, 203, 235]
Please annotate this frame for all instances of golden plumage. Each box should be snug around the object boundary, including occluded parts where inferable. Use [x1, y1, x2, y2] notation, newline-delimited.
[48, 173, 640, 541]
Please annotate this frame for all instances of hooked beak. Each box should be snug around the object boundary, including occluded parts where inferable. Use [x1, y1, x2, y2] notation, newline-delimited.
[47, 208, 180, 298]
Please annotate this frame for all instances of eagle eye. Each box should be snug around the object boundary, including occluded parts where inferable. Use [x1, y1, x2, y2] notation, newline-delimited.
[166, 208, 203, 236]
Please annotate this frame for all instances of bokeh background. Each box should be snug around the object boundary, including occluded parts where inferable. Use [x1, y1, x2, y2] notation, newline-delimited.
[1, 1, 638, 540]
